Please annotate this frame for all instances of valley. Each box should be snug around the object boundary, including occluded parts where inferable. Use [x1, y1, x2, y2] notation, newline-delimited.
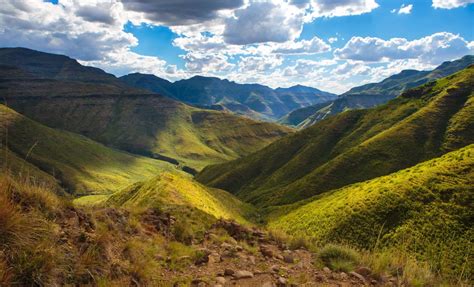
[0, 48, 472, 286]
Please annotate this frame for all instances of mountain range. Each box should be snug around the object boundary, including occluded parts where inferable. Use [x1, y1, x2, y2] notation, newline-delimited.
[280, 55, 474, 127]
[120, 73, 337, 121]
[0, 48, 292, 171]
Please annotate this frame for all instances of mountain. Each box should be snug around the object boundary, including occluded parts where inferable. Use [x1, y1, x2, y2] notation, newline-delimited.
[120, 73, 337, 121]
[0, 104, 179, 195]
[283, 55, 474, 128]
[0, 48, 292, 170]
[196, 66, 474, 206]
[268, 144, 474, 279]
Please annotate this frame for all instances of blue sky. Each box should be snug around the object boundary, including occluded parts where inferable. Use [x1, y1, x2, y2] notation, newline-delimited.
[1, 0, 473, 93]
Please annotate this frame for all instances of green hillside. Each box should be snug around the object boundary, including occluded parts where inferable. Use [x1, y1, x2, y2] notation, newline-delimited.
[0, 104, 179, 195]
[197, 66, 474, 206]
[106, 172, 254, 225]
[268, 144, 474, 279]
[284, 55, 474, 128]
[0, 48, 293, 171]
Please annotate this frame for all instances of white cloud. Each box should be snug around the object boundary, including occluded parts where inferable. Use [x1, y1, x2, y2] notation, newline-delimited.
[432, 0, 474, 9]
[223, 1, 304, 45]
[334, 32, 474, 65]
[309, 0, 379, 18]
[181, 52, 234, 73]
[398, 4, 413, 14]
[328, 37, 338, 44]
[272, 37, 331, 55]
[238, 55, 284, 73]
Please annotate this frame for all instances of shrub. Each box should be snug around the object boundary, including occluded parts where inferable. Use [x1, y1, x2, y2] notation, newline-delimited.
[318, 244, 360, 272]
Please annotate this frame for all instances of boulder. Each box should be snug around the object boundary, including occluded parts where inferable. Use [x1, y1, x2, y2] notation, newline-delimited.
[234, 270, 254, 279]
[355, 266, 372, 277]
[215, 276, 226, 284]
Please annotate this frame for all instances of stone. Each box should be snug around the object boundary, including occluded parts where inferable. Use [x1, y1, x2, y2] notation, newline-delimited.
[278, 276, 288, 285]
[260, 245, 275, 257]
[270, 265, 280, 273]
[349, 271, 366, 283]
[276, 254, 284, 260]
[224, 269, 235, 276]
[340, 272, 348, 280]
[355, 266, 372, 277]
[215, 276, 226, 284]
[248, 255, 256, 264]
[283, 254, 294, 263]
[315, 274, 327, 282]
[262, 282, 275, 287]
[323, 267, 331, 273]
[208, 252, 221, 264]
[236, 245, 244, 251]
[220, 242, 233, 249]
[234, 270, 254, 279]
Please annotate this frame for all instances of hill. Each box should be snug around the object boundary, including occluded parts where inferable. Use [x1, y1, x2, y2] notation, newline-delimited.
[0, 104, 179, 195]
[106, 172, 255, 225]
[197, 66, 474, 206]
[120, 73, 336, 121]
[284, 55, 474, 127]
[0, 48, 293, 170]
[268, 144, 474, 279]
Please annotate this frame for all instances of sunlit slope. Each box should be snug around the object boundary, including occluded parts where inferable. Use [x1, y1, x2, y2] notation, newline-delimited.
[107, 172, 254, 224]
[268, 144, 474, 278]
[197, 66, 474, 206]
[0, 104, 179, 195]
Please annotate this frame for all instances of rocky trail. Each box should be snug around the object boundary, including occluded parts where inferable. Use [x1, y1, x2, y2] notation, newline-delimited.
[159, 220, 399, 287]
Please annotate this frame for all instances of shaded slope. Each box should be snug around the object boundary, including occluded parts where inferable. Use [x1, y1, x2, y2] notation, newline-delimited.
[0, 104, 179, 195]
[287, 55, 474, 127]
[268, 144, 474, 279]
[0, 48, 292, 170]
[197, 66, 474, 206]
[6, 95, 292, 170]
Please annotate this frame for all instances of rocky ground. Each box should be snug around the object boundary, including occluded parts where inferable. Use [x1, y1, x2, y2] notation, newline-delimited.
[160, 220, 399, 287]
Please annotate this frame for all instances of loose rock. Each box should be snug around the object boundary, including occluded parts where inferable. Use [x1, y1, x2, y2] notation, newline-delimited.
[234, 270, 254, 279]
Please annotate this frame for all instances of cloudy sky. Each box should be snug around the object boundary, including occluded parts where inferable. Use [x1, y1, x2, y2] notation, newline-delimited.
[0, 0, 473, 93]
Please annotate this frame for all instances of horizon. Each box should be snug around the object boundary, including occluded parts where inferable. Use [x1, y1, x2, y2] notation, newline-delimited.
[1, 0, 473, 94]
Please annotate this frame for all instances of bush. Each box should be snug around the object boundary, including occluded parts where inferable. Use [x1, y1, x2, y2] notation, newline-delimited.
[318, 244, 360, 272]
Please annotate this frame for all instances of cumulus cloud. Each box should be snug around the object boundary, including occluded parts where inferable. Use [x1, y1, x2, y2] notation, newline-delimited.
[397, 4, 413, 14]
[328, 37, 338, 44]
[432, 0, 474, 9]
[223, 1, 304, 45]
[121, 0, 244, 26]
[309, 0, 379, 18]
[238, 55, 284, 73]
[272, 37, 331, 55]
[181, 52, 234, 73]
[334, 32, 474, 65]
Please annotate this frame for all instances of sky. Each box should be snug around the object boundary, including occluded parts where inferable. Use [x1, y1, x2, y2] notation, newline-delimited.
[0, 0, 473, 94]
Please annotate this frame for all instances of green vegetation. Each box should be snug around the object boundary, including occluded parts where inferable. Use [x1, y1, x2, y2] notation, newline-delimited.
[1, 104, 179, 195]
[282, 55, 474, 128]
[269, 144, 474, 280]
[107, 172, 254, 225]
[197, 66, 474, 206]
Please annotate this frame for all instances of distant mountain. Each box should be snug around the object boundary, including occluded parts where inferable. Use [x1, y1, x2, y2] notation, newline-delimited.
[197, 66, 474, 206]
[120, 73, 337, 121]
[282, 55, 474, 128]
[0, 48, 292, 170]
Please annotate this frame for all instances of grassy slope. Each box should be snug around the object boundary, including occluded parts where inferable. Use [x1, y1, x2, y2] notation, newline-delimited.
[268, 144, 474, 279]
[9, 95, 292, 171]
[0, 104, 180, 195]
[197, 66, 474, 206]
[106, 172, 254, 225]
